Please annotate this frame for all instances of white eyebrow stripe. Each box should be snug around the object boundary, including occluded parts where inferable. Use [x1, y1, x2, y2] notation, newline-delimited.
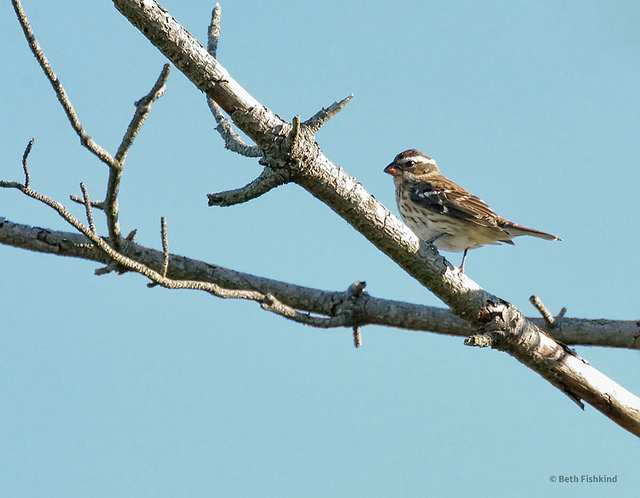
[401, 155, 436, 165]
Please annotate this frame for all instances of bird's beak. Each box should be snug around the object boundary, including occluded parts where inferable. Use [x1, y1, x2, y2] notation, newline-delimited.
[384, 163, 398, 176]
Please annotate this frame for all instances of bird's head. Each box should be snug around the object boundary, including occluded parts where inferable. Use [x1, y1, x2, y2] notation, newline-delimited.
[384, 149, 440, 182]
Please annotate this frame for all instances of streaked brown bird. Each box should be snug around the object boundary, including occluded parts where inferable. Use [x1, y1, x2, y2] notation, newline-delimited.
[384, 149, 560, 271]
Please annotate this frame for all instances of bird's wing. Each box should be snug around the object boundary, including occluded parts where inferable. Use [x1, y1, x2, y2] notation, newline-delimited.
[409, 179, 503, 229]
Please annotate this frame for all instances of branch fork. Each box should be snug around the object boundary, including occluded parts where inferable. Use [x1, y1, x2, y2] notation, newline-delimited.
[204, 4, 352, 208]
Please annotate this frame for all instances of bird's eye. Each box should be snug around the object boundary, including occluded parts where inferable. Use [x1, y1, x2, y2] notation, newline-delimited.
[404, 160, 415, 168]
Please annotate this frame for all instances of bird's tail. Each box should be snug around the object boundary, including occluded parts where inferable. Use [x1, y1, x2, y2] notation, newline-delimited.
[500, 221, 561, 241]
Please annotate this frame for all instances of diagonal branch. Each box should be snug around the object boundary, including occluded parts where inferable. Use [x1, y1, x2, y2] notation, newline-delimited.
[13, 0, 171, 250]
[105, 63, 171, 245]
[303, 94, 354, 134]
[206, 96, 264, 157]
[530, 294, 567, 329]
[79, 183, 97, 233]
[109, 0, 640, 437]
[12, 0, 116, 168]
[207, 165, 289, 206]
[115, 63, 171, 164]
[205, 3, 262, 157]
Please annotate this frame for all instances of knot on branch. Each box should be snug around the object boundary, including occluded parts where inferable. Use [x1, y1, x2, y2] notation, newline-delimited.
[465, 334, 493, 348]
[471, 299, 521, 349]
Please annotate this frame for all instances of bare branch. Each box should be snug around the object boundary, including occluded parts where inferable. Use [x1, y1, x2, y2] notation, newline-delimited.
[556, 307, 567, 325]
[21, 138, 35, 188]
[261, 294, 351, 328]
[4, 0, 639, 436]
[0, 167, 363, 331]
[115, 63, 171, 164]
[352, 327, 362, 348]
[346, 281, 365, 347]
[106, 63, 171, 246]
[70, 195, 105, 210]
[204, 2, 262, 157]
[1, 217, 638, 350]
[80, 183, 96, 233]
[530, 295, 566, 329]
[11, 0, 116, 167]
[160, 217, 169, 278]
[288, 115, 301, 152]
[108, 0, 640, 436]
[13, 0, 171, 250]
[207, 3, 221, 57]
[207, 166, 289, 206]
[304, 94, 354, 134]
[95, 263, 118, 276]
[2, 181, 266, 301]
[529, 294, 556, 328]
[206, 96, 263, 157]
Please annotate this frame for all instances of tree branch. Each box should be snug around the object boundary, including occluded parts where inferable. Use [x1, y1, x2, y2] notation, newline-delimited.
[207, 166, 289, 206]
[115, 63, 171, 164]
[21, 138, 34, 188]
[107, 0, 640, 436]
[11, 0, 116, 167]
[12, 0, 171, 249]
[204, 3, 262, 157]
[530, 294, 567, 329]
[303, 94, 354, 134]
[0, 183, 351, 328]
[3, 0, 638, 436]
[1, 218, 638, 350]
[105, 63, 171, 244]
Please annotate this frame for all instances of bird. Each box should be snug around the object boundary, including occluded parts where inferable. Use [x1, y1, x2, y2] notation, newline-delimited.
[384, 149, 560, 271]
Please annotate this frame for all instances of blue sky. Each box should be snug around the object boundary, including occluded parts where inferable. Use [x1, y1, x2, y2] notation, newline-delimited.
[1, 1, 639, 496]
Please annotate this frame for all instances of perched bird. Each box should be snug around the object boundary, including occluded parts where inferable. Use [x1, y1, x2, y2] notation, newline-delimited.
[384, 149, 559, 271]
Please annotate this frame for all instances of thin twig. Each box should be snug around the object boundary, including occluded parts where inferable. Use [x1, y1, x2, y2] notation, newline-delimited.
[13, 0, 170, 251]
[11, 0, 116, 167]
[115, 63, 171, 163]
[347, 281, 367, 297]
[80, 183, 96, 233]
[303, 94, 354, 134]
[288, 115, 301, 152]
[207, 3, 221, 56]
[352, 326, 362, 348]
[21, 138, 34, 188]
[70, 195, 105, 210]
[205, 2, 262, 157]
[160, 217, 169, 278]
[530, 295, 565, 329]
[206, 97, 263, 157]
[6, 182, 264, 298]
[261, 294, 352, 328]
[207, 166, 289, 206]
[346, 282, 365, 347]
[105, 63, 171, 247]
